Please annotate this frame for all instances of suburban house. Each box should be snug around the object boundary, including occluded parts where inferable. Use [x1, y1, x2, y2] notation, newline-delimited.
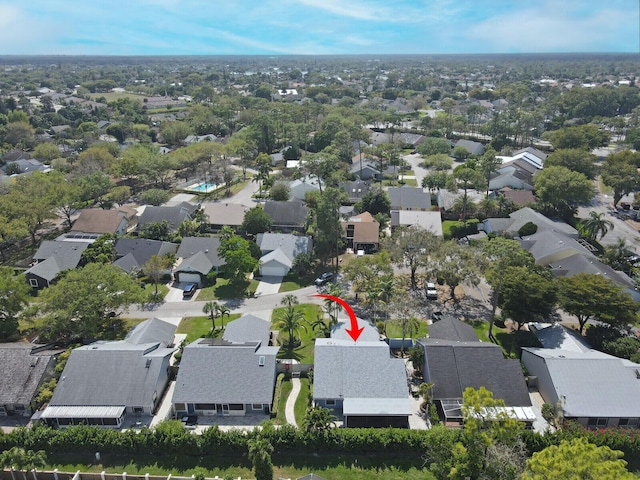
[71, 207, 137, 235]
[256, 232, 312, 277]
[0, 343, 58, 416]
[427, 315, 478, 342]
[494, 188, 536, 208]
[390, 210, 443, 236]
[489, 159, 538, 191]
[350, 162, 382, 181]
[519, 228, 596, 266]
[454, 139, 485, 156]
[173, 236, 224, 286]
[509, 147, 547, 170]
[313, 320, 411, 428]
[113, 238, 178, 274]
[521, 347, 640, 429]
[263, 200, 309, 232]
[172, 314, 280, 417]
[25, 240, 89, 289]
[343, 212, 380, 253]
[40, 318, 177, 428]
[529, 323, 592, 353]
[417, 338, 534, 427]
[481, 207, 579, 239]
[1, 157, 50, 176]
[201, 202, 250, 231]
[287, 178, 320, 201]
[137, 201, 200, 233]
[340, 180, 371, 204]
[388, 187, 431, 211]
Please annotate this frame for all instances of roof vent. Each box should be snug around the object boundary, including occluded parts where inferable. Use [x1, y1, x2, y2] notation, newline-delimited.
[145, 358, 152, 368]
[258, 355, 265, 366]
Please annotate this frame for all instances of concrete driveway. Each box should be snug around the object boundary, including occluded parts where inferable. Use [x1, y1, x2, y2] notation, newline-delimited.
[254, 276, 283, 296]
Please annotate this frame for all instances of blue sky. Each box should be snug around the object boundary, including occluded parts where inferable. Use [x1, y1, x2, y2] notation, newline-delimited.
[0, 0, 637, 55]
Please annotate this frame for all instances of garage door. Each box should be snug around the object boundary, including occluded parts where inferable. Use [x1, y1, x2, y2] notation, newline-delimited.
[260, 265, 287, 277]
[178, 272, 202, 286]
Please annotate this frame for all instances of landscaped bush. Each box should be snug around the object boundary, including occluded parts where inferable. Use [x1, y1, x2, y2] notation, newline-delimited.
[518, 221, 538, 237]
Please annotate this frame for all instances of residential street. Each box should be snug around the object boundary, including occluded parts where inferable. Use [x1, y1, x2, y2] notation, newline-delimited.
[402, 152, 428, 188]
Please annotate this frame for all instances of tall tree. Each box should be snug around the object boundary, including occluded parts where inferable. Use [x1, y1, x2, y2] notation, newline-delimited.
[218, 232, 259, 285]
[483, 238, 535, 337]
[275, 295, 307, 348]
[580, 211, 614, 242]
[533, 165, 595, 219]
[246, 437, 274, 480]
[523, 438, 635, 480]
[383, 226, 441, 288]
[0, 267, 29, 341]
[142, 254, 173, 300]
[302, 406, 337, 433]
[544, 148, 597, 179]
[557, 273, 638, 334]
[241, 207, 272, 236]
[38, 263, 146, 342]
[315, 187, 345, 269]
[447, 165, 484, 220]
[429, 242, 485, 301]
[601, 150, 640, 206]
[0, 447, 47, 480]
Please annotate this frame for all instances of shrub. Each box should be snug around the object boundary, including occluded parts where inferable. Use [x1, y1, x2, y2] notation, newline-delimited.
[518, 221, 538, 237]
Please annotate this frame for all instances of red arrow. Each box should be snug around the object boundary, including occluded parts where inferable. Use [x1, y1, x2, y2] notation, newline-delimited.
[313, 294, 364, 342]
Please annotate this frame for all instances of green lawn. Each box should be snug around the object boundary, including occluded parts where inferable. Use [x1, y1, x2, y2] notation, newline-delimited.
[89, 92, 146, 102]
[471, 319, 540, 358]
[381, 178, 418, 187]
[142, 283, 169, 301]
[46, 454, 433, 480]
[275, 378, 293, 425]
[294, 377, 311, 426]
[176, 314, 241, 344]
[385, 319, 429, 339]
[272, 303, 323, 364]
[442, 220, 458, 239]
[198, 275, 258, 301]
[278, 271, 316, 293]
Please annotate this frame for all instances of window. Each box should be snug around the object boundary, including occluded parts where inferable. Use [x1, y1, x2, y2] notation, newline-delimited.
[195, 403, 216, 410]
[29, 278, 38, 288]
[175, 403, 186, 411]
[619, 418, 639, 428]
[258, 356, 265, 366]
[325, 399, 336, 406]
[229, 404, 244, 411]
[252, 404, 263, 411]
[587, 418, 608, 429]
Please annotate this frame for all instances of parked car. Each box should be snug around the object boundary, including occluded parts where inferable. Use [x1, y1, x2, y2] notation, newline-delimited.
[315, 272, 335, 286]
[426, 282, 438, 300]
[183, 283, 198, 298]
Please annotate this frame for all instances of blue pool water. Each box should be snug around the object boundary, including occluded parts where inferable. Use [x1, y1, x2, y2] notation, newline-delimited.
[188, 182, 217, 192]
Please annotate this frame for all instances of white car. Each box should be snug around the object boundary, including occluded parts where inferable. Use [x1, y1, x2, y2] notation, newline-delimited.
[426, 282, 438, 300]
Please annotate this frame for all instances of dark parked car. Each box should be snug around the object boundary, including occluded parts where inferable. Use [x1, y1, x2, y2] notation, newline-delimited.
[183, 283, 198, 298]
[314, 272, 335, 286]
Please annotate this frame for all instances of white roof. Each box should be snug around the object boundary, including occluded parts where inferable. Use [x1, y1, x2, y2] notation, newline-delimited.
[343, 397, 411, 416]
[41, 405, 125, 419]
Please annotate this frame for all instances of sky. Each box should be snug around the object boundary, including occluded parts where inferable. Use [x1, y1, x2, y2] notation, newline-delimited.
[0, 0, 638, 56]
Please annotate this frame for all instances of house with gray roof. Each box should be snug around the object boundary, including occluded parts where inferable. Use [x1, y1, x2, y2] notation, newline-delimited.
[0, 343, 58, 416]
[25, 241, 89, 289]
[387, 187, 431, 211]
[350, 161, 382, 181]
[173, 236, 224, 286]
[313, 320, 411, 428]
[288, 178, 320, 201]
[71, 207, 137, 235]
[481, 207, 579, 238]
[428, 315, 478, 342]
[417, 339, 532, 426]
[390, 210, 443, 236]
[201, 202, 250, 231]
[340, 180, 371, 204]
[263, 200, 309, 232]
[454, 139, 485, 156]
[256, 233, 312, 277]
[41, 318, 177, 428]
[172, 314, 279, 417]
[521, 347, 640, 429]
[528, 323, 592, 353]
[113, 238, 178, 274]
[137, 202, 200, 233]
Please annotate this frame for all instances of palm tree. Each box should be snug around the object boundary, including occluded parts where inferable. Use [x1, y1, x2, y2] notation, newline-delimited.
[400, 317, 421, 357]
[302, 406, 338, 433]
[311, 312, 332, 338]
[276, 295, 307, 348]
[215, 303, 231, 329]
[581, 211, 614, 242]
[0, 447, 47, 480]
[203, 301, 221, 330]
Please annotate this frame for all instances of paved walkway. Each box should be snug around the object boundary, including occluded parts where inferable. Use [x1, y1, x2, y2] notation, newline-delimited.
[285, 377, 302, 427]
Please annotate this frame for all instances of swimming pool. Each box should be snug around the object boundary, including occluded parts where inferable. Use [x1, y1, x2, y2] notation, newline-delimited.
[186, 182, 218, 193]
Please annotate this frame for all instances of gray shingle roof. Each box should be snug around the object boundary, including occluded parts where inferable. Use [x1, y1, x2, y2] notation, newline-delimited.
[137, 202, 199, 230]
[419, 339, 531, 406]
[256, 233, 312, 261]
[50, 338, 175, 407]
[124, 318, 177, 347]
[313, 338, 408, 403]
[26, 241, 89, 281]
[0, 344, 56, 405]
[529, 323, 591, 353]
[387, 187, 431, 210]
[522, 348, 640, 418]
[428, 316, 478, 342]
[223, 314, 271, 345]
[176, 237, 224, 269]
[114, 238, 178, 273]
[264, 201, 309, 228]
[172, 341, 279, 405]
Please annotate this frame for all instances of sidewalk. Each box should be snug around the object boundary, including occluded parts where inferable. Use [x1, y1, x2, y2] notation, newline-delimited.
[285, 377, 302, 427]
